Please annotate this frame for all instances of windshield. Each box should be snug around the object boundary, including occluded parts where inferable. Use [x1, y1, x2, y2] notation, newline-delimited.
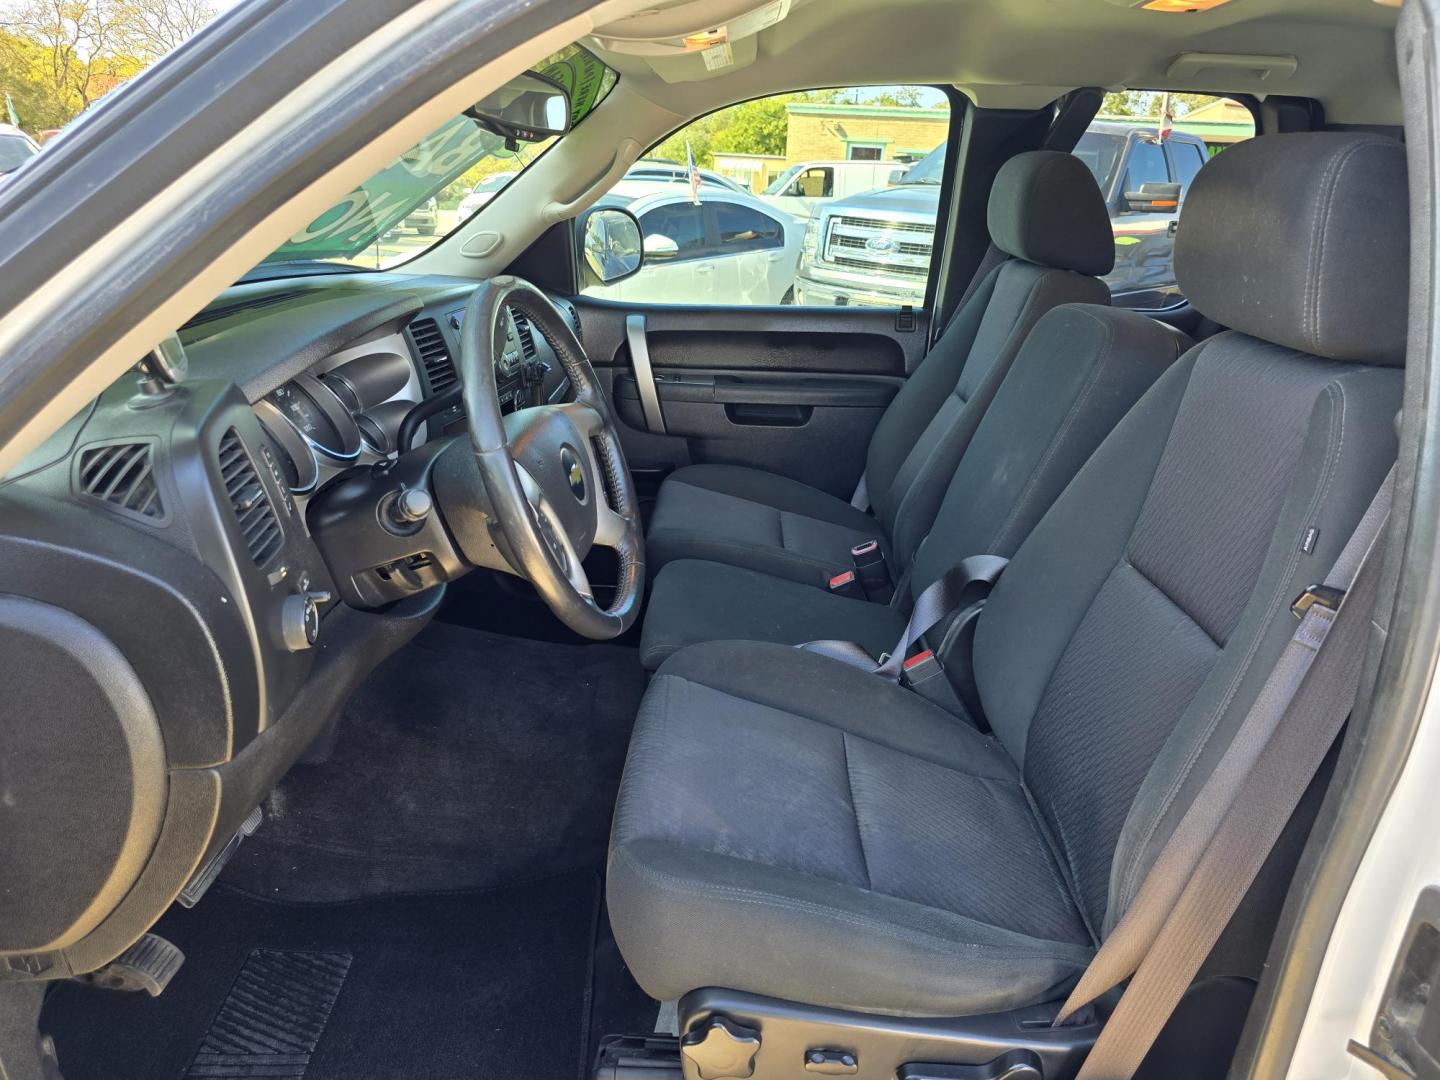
[1072, 131, 1125, 194]
[896, 143, 944, 185]
[0, 134, 36, 174]
[251, 44, 616, 278]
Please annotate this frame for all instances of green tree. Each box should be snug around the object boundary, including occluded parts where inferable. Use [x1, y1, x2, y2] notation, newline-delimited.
[710, 95, 788, 156]
[1101, 90, 1227, 119]
[0, 0, 216, 131]
[123, 0, 215, 57]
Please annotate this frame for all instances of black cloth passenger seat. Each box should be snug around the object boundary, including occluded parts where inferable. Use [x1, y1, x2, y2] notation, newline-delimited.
[644, 150, 1115, 590]
[607, 132, 1407, 1019]
[639, 303, 1192, 668]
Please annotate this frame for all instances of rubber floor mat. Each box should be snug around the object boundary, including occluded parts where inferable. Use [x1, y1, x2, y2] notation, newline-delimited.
[42, 871, 601, 1080]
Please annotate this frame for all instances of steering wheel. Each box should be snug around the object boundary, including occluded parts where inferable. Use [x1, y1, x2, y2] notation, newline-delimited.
[452, 276, 645, 639]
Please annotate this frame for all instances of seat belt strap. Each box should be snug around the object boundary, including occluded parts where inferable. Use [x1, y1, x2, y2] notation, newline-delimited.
[875, 555, 1008, 680]
[797, 555, 1007, 679]
[1061, 467, 1395, 1079]
[850, 472, 870, 512]
[950, 243, 1008, 323]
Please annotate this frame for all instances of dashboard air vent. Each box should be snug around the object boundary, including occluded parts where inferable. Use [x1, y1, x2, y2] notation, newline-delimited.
[78, 442, 164, 520]
[557, 298, 582, 344]
[512, 311, 538, 363]
[407, 317, 457, 395]
[218, 428, 283, 567]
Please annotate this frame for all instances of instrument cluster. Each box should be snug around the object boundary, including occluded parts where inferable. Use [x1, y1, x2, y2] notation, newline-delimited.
[253, 340, 418, 496]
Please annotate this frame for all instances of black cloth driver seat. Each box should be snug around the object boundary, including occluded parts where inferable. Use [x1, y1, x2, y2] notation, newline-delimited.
[645, 150, 1116, 591]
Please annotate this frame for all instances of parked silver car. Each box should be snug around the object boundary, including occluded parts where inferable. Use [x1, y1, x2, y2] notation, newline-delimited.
[584, 180, 803, 305]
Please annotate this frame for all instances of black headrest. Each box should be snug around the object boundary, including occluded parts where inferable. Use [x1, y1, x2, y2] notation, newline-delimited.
[987, 150, 1114, 277]
[1175, 133, 1409, 366]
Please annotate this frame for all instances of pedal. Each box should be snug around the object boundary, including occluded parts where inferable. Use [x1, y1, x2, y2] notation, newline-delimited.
[78, 933, 184, 996]
[593, 1034, 683, 1080]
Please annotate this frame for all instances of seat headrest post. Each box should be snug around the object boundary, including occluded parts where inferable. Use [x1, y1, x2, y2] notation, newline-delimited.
[1174, 132, 1409, 366]
[987, 150, 1115, 278]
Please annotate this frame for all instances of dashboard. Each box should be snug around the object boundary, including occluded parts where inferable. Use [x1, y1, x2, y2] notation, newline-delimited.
[0, 273, 578, 981]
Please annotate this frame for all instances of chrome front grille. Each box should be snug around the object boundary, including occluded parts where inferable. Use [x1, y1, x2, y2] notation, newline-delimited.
[822, 215, 935, 276]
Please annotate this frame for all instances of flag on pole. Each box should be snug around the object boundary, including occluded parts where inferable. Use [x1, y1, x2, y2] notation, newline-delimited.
[5, 95, 19, 129]
[686, 141, 702, 205]
[1159, 109, 1174, 140]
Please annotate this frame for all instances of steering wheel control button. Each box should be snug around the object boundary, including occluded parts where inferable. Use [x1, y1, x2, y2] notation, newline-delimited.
[279, 590, 327, 651]
[561, 447, 587, 502]
[681, 1016, 761, 1080]
[535, 507, 569, 574]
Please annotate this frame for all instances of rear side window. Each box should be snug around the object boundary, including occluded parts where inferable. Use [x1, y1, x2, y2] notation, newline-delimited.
[578, 84, 953, 308]
[715, 203, 784, 252]
[1085, 94, 1254, 311]
[639, 204, 708, 260]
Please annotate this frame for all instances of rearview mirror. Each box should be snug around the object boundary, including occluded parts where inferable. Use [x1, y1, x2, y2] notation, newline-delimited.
[580, 208, 644, 286]
[1123, 181, 1182, 213]
[466, 71, 570, 146]
[642, 234, 680, 260]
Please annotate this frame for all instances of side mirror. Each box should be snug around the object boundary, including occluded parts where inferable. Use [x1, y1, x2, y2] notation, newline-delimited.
[466, 71, 571, 146]
[579, 207, 644, 287]
[887, 169, 907, 185]
[642, 234, 681, 260]
[1123, 181, 1182, 213]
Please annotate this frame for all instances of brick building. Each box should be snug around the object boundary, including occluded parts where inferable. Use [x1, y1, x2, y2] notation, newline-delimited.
[783, 103, 951, 164]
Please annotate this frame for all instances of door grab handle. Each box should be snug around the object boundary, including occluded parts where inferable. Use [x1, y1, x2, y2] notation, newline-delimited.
[625, 314, 666, 434]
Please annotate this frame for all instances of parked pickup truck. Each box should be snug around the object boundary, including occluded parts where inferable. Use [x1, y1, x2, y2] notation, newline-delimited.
[793, 122, 1214, 310]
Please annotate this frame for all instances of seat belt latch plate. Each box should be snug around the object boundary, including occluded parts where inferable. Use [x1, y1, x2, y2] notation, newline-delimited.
[1292, 584, 1346, 619]
[828, 570, 865, 598]
[850, 539, 892, 603]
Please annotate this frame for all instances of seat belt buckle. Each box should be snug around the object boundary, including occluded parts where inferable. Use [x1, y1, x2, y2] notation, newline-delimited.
[850, 539, 892, 603]
[1292, 584, 1346, 619]
[828, 569, 865, 599]
[900, 650, 966, 714]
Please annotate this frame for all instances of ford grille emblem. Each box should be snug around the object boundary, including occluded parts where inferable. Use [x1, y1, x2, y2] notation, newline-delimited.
[865, 235, 898, 254]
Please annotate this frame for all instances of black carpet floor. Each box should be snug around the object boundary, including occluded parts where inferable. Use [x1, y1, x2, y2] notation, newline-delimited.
[43, 873, 601, 1080]
[224, 618, 647, 902]
[43, 618, 658, 1079]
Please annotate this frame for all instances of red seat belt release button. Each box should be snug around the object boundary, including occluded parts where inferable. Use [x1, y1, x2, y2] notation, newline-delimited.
[901, 649, 966, 715]
[828, 570, 864, 598]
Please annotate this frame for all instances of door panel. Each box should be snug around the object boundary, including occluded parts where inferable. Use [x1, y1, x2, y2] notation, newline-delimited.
[573, 300, 928, 499]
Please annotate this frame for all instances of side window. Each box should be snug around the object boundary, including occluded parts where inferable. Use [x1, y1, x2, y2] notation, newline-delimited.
[714, 203, 784, 254]
[638, 203, 708, 261]
[1122, 140, 1170, 197]
[1169, 141, 1208, 194]
[793, 167, 833, 198]
[1083, 94, 1254, 311]
[579, 84, 952, 308]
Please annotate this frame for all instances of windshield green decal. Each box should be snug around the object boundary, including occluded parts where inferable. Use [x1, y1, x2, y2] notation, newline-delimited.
[262, 46, 616, 264]
[542, 48, 612, 125]
[270, 117, 504, 261]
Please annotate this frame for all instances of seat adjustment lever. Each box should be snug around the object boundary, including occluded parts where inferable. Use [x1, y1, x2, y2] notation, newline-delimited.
[897, 1048, 1043, 1080]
